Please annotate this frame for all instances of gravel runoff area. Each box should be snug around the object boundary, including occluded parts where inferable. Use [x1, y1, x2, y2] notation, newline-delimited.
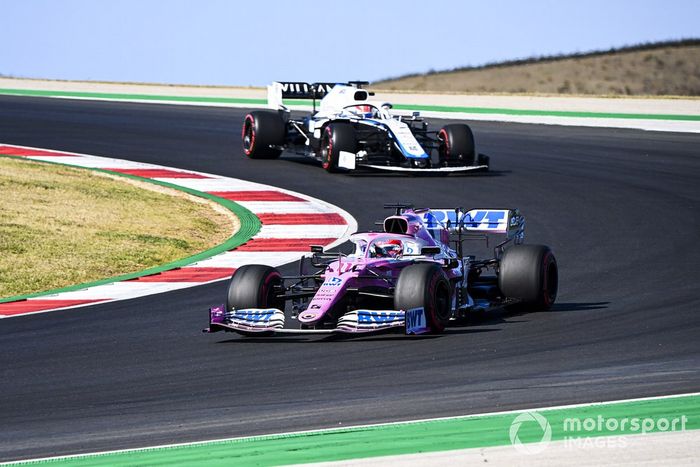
[1, 77, 698, 116]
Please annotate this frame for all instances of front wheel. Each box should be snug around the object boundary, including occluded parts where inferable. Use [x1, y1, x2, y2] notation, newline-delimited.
[226, 265, 285, 312]
[319, 122, 356, 173]
[437, 124, 476, 166]
[498, 245, 558, 310]
[394, 263, 451, 333]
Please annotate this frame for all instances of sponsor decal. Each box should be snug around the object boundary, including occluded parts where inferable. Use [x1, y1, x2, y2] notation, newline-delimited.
[394, 127, 422, 153]
[422, 210, 456, 229]
[423, 209, 508, 231]
[463, 210, 506, 230]
[233, 309, 276, 323]
[403, 241, 420, 255]
[357, 310, 403, 324]
[405, 307, 429, 334]
[313, 295, 333, 301]
[277, 82, 335, 98]
[322, 276, 343, 287]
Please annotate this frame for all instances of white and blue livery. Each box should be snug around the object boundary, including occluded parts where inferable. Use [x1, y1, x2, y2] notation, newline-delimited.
[241, 81, 490, 173]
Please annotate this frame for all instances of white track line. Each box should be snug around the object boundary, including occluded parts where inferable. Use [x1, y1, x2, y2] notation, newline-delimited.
[190, 251, 305, 268]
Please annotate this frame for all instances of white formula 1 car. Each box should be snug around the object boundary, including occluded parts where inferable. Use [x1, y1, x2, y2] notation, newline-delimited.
[241, 81, 490, 173]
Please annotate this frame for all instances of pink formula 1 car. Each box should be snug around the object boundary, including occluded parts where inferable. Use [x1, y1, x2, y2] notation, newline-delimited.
[205, 204, 558, 336]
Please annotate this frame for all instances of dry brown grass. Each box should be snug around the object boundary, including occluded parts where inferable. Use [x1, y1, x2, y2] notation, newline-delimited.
[376, 43, 700, 96]
[0, 157, 234, 298]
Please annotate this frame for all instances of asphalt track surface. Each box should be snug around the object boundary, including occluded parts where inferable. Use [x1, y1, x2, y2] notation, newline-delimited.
[1, 95, 699, 461]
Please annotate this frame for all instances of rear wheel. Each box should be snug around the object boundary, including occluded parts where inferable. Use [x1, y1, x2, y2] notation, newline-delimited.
[242, 111, 285, 159]
[320, 122, 356, 173]
[438, 124, 476, 166]
[226, 265, 284, 312]
[395, 263, 451, 333]
[498, 245, 558, 310]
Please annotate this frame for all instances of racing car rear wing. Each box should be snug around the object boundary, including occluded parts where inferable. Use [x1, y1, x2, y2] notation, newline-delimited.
[267, 81, 372, 110]
[421, 208, 525, 241]
[267, 82, 334, 111]
[274, 82, 338, 99]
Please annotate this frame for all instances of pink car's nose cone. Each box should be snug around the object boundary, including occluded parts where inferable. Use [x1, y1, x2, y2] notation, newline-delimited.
[299, 275, 348, 324]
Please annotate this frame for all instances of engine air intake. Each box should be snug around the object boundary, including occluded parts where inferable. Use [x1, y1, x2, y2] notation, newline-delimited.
[384, 217, 408, 234]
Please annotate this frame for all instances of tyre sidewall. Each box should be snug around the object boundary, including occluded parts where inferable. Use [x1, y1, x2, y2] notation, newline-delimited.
[438, 124, 476, 165]
[321, 122, 356, 172]
[395, 263, 451, 333]
[227, 265, 284, 311]
[242, 111, 285, 159]
[498, 245, 558, 310]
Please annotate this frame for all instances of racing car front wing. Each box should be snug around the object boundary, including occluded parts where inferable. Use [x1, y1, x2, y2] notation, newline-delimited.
[204, 306, 431, 336]
[361, 164, 489, 173]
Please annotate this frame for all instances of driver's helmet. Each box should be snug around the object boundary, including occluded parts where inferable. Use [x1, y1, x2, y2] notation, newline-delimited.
[352, 105, 377, 118]
[373, 239, 403, 258]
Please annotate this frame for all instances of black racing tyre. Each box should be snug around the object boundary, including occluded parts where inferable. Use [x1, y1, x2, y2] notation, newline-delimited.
[226, 265, 284, 312]
[394, 263, 451, 333]
[320, 122, 356, 173]
[241, 111, 285, 159]
[438, 123, 476, 165]
[498, 245, 558, 310]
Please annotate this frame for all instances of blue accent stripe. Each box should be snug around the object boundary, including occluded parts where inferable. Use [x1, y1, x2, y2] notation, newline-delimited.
[359, 119, 430, 160]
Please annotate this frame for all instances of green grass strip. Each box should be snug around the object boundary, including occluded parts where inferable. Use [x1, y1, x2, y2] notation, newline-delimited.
[0, 87, 267, 106]
[6, 394, 699, 466]
[390, 103, 700, 121]
[0, 154, 260, 303]
[1, 87, 699, 121]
